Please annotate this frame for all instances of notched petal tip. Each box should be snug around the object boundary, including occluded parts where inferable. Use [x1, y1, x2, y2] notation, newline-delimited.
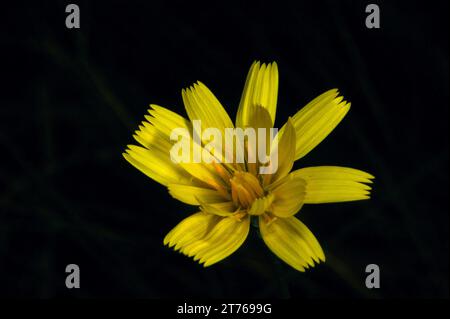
[163, 236, 170, 247]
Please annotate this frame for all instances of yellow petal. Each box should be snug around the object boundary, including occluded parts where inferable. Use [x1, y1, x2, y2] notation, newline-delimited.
[128, 122, 226, 190]
[259, 216, 325, 272]
[245, 105, 274, 175]
[168, 184, 228, 205]
[199, 201, 236, 217]
[267, 172, 306, 218]
[292, 166, 374, 203]
[264, 117, 296, 185]
[124, 104, 198, 186]
[179, 162, 229, 197]
[164, 212, 221, 250]
[145, 104, 191, 139]
[182, 81, 234, 134]
[123, 145, 192, 186]
[246, 104, 274, 129]
[287, 89, 350, 160]
[133, 121, 167, 150]
[236, 61, 279, 127]
[165, 213, 250, 267]
[248, 193, 274, 216]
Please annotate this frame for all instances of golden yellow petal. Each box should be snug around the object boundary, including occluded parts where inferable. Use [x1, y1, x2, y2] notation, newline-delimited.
[264, 117, 296, 185]
[259, 216, 325, 272]
[287, 89, 350, 160]
[199, 201, 236, 217]
[292, 166, 374, 203]
[179, 162, 229, 197]
[163, 212, 221, 250]
[165, 213, 250, 267]
[267, 172, 306, 218]
[236, 61, 279, 128]
[248, 193, 274, 216]
[123, 145, 192, 187]
[245, 105, 274, 175]
[182, 81, 234, 134]
[168, 184, 228, 205]
[124, 104, 202, 186]
[145, 104, 192, 139]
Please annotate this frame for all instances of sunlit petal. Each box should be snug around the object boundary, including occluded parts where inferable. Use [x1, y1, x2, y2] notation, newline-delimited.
[287, 89, 350, 160]
[292, 166, 374, 203]
[168, 184, 228, 205]
[259, 216, 325, 272]
[165, 213, 250, 267]
[236, 61, 279, 127]
[267, 172, 306, 218]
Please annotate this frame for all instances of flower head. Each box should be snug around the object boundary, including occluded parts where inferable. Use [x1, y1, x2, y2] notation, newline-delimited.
[123, 61, 374, 271]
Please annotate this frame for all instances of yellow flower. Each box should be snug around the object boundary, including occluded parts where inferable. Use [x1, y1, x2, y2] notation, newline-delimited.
[123, 61, 374, 272]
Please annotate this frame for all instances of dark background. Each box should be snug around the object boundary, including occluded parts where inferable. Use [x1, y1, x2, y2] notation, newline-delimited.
[1, 0, 448, 298]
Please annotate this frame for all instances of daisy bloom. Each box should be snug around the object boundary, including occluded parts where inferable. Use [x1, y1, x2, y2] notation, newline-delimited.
[123, 61, 374, 272]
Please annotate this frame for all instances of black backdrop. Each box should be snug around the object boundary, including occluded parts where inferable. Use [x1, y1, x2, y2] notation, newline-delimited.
[1, 0, 448, 298]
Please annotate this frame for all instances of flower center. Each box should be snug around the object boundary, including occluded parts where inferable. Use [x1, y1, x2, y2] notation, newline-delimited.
[229, 171, 264, 208]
